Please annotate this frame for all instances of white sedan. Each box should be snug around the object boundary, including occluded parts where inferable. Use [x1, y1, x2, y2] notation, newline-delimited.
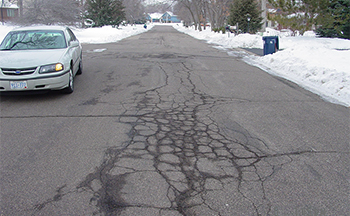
[0, 26, 82, 94]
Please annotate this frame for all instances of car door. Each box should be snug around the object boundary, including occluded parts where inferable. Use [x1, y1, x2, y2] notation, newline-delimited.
[66, 28, 81, 75]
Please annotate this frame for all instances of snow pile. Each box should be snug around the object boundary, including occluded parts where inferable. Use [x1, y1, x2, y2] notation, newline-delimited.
[173, 26, 263, 49]
[174, 25, 350, 107]
[246, 37, 350, 105]
[72, 25, 153, 44]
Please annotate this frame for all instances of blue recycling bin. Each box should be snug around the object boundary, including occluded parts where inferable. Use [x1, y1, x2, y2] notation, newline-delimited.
[263, 36, 279, 55]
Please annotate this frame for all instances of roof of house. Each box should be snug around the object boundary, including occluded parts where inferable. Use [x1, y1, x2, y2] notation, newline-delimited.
[148, 13, 164, 19]
[148, 12, 179, 19]
[0, 0, 19, 9]
[164, 11, 174, 16]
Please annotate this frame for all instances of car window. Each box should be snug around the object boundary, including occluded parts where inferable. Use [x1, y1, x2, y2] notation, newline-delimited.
[66, 28, 77, 42]
[0, 30, 67, 50]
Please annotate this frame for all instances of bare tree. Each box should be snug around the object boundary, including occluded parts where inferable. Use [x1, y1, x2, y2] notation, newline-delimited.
[192, 0, 206, 30]
[144, 1, 174, 14]
[176, 0, 202, 30]
[174, 1, 193, 26]
[17, 0, 82, 25]
[175, 0, 232, 31]
[123, 0, 146, 24]
[206, 0, 231, 29]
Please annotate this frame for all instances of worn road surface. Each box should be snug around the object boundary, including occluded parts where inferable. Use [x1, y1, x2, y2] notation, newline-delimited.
[1, 26, 349, 215]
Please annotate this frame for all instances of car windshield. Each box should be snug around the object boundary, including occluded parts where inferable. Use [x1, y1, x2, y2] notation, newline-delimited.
[0, 30, 67, 51]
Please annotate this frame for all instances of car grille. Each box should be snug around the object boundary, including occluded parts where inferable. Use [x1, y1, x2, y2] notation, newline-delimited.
[1, 67, 37, 76]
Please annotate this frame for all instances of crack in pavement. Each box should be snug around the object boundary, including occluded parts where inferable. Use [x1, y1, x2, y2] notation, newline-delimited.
[32, 185, 68, 212]
[31, 56, 346, 215]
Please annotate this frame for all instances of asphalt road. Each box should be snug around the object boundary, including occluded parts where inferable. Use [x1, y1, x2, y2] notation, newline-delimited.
[0, 26, 349, 216]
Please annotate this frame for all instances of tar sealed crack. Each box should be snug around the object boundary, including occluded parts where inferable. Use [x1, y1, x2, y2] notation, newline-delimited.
[76, 59, 336, 216]
[33, 185, 67, 211]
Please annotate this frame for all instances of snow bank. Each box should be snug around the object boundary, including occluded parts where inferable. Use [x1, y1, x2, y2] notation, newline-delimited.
[72, 24, 153, 44]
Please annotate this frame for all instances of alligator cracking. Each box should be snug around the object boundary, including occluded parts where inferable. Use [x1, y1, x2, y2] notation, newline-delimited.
[37, 55, 328, 215]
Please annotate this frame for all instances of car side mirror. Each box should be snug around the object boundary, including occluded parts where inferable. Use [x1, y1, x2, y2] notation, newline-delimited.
[69, 41, 79, 47]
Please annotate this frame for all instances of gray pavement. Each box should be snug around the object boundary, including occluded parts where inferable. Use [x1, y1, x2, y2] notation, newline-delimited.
[1, 25, 349, 216]
[242, 48, 264, 56]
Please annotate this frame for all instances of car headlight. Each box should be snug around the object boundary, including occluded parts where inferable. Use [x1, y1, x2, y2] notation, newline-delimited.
[39, 63, 64, 73]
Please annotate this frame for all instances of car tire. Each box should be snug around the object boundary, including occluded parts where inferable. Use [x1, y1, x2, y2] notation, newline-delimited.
[76, 58, 83, 75]
[62, 69, 74, 94]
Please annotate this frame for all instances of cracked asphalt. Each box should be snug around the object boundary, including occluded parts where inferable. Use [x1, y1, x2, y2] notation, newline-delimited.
[1, 26, 349, 215]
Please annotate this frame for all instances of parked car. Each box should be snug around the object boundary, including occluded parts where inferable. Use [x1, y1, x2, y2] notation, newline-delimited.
[0, 26, 82, 94]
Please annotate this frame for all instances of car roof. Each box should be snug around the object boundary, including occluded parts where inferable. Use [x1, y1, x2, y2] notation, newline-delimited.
[11, 25, 68, 32]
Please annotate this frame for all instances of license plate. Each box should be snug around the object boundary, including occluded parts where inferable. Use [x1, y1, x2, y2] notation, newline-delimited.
[10, 81, 28, 90]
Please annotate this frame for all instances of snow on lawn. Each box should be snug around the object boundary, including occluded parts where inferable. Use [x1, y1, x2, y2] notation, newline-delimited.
[1, 23, 349, 106]
[0, 24, 17, 41]
[173, 25, 350, 107]
[72, 24, 153, 44]
[246, 37, 350, 106]
[0, 24, 153, 44]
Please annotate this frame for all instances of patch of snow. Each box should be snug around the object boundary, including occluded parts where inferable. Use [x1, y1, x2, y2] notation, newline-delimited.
[72, 25, 153, 44]
[86, 48, 107, 53]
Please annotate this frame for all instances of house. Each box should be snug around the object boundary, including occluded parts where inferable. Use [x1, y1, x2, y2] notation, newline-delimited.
[146, 12, 181, 23]
[161, 12, 181, 23]
[0, 0, 19, 22]
[266, 7, 283, 29]
[146, 13, 163, 23]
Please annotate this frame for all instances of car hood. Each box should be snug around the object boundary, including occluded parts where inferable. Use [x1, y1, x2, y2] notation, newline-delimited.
[0, 49, 67, 69]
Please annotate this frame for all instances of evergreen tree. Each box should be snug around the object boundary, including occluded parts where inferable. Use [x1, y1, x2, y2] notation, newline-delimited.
[85, 0, 125, 27]
[268, 0, 329, 35]
[316, 0, 350, 39]
[228, 0, 263, 34]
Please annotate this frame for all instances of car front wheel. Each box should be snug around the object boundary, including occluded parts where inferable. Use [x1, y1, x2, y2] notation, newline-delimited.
[77, 57, 83, 75]
[62, 69, 74, 94]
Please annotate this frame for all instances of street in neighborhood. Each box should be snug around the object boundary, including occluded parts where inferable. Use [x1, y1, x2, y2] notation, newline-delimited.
[0, 26, 349, 215]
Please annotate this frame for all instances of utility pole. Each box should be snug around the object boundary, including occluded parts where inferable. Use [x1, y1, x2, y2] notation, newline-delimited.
[18, 0, 23, 17]
[261, 0, 267, 32]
